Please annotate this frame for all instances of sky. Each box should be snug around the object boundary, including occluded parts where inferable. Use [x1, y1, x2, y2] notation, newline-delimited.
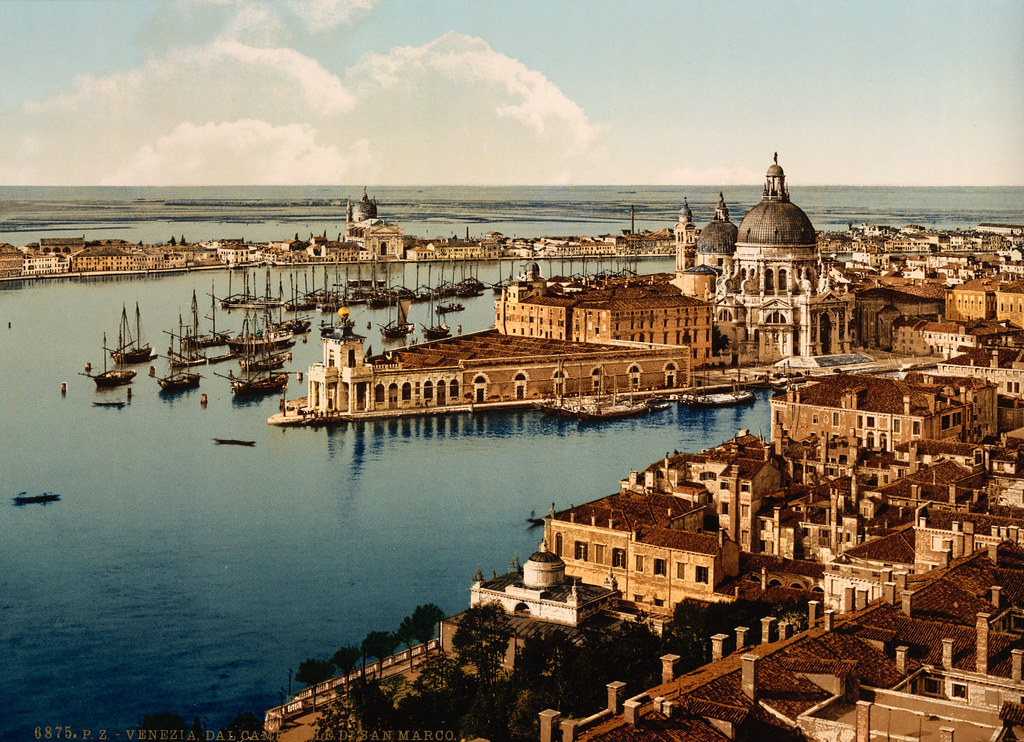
[0, 0, 1021, 187]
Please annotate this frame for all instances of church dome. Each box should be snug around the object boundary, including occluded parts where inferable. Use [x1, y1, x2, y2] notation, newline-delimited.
[678, 198, 693, 223]
[522, 541, 565, 589]
[696, 193, 737, 254]
[737, 156, 816, 246]
[737, 201, 816, 246]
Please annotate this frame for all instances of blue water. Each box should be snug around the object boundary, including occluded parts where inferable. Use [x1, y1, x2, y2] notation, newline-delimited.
[1, 184, 1020, 738]
[0, 256, 775, 738]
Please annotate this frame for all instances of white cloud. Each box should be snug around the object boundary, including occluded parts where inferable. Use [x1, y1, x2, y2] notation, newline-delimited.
[0, 30, 608, 185]
[105, 120, 369, 185]
[287, 0, 380, 32]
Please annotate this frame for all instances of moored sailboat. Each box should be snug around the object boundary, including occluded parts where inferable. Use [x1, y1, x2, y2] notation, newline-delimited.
[110, 303, 155, 364]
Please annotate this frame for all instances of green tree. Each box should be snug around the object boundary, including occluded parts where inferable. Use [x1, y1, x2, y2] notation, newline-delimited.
[712, 326, 730, 355]
[398, 656, 471, 729]
[332, 644, 361, 677]
[408, 603, 446, 658]
[451, 603, 511, 687]
[295, 657, 335, 687]
[361, 630, 400, 678]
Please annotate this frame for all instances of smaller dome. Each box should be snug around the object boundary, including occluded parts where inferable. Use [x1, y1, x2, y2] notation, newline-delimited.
[697, 220, 738, 254]
[523, 540, 566, 589]
[767, 163, 784, 177]
[678, 198, 693, 222]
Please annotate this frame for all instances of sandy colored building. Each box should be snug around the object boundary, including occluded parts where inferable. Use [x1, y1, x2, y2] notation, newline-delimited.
[946, 278, 999, 321]
[769, 372, 998, 452]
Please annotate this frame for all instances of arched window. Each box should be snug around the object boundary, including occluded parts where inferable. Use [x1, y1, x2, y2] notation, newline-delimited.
[664, 363, 676, 388]
[374, 384, 385, 403]
[449, 379, 459, 400]
[555, 532, 563, 557]
[423, 380, 433, 401]
[474, 375, 487, 403]
[514, 372, 527, 400]
[553, 369, 565, 396]
[388, 383, 399, 407]
[765, 268, 774, 293]
[628, 365, 641, 390]
[401, 382, 412, 401]
[778, 268, 788, 293]
[591, 367, 602, 392]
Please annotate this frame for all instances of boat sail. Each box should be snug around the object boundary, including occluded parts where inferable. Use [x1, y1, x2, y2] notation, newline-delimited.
[421, 266, 450, 340]
[110, 303, 155, 364]
[381, 297, 414, 339]
[217, 313, 289, 397]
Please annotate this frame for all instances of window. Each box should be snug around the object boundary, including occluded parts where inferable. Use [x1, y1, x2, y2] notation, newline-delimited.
[594, 544, 605, 565]
[741, 504, 750, 517]
[676, 563, 686, 580]
[574, 541, 588, 561]
[635, 555, 644, 572]
[654, 598, 664, 607]
[555, 533, 563, 557]
[741, 482, 750, 493]
[721, 502, 729, 515]
[654, 559, 666, 576]
[866, 416, 875, 428]
[720, 481, 729, 490]
[893, 418, 901, 433]
[695, 566, 709, 584]
[832, 412, 839, 427]
[913, 420, 921, 436]
[612, 548, 626, 568]
[951, 683, 967, 699]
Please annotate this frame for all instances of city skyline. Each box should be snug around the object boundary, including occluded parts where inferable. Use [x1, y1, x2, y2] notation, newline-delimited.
[0, 0, 1021, 187]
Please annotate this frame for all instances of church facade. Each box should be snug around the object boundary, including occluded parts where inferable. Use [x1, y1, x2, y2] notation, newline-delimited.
[676, 157, 855, 365]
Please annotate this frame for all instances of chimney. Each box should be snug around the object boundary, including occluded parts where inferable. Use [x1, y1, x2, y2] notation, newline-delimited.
[977, 613, 991, 675]
[883, 582, 896, 605]
[895, 572, 908, 592]
[741, 654, 759, 702]
[661, 654, 680, 684]
[623, 698, 643, 726]
[911, 484, 921, 501]
[902, 590, 915, 617]
[735, 626, 749, 650]
[940, 727, 955, 742]
[761, 616, 776, 645]
[991, 585, 1002, 609]
[948, 483, 957, 506]
[711, 634, 729, 661]
[942, 638, 954, 670]
[539, 710, 561, 742]
[560, 719, 578, 742]
[808, 600, 820, 629]
[989, 542, 1000, 565]
[606, 682, 626, 715]
[856, 700, 872, 742]
[903, 395, 911, 416]
[779, 621, 793, 640]
[824, 610, 835, 631]
[760, 566, 768, 590]
[965, 521, 975, 553]
[1013, 649, 1024, 683]
[895, 645, 909, 675]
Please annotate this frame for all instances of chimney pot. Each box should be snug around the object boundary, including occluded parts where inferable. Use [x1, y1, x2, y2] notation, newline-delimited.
[942, 638, 954, 670]
[992, 585, 1002, 609]
[735, 626, 749, 650]
[902, 590, 915, 617]
[761, 616, 776, 645]
[606, 681, 626, 715]
[539, 709, 561, 742]
[808, 600, 820, 628]
[824, 610, 835, 631]
[977, 613, 991, 675]
[741, 654, 759, 702]
[883, 582, 897, 605]
[896, 645, 909, 675]
[660, 654, 681, 684]
[711, 633, 729, 661]
[1012, 649, 1024, 683]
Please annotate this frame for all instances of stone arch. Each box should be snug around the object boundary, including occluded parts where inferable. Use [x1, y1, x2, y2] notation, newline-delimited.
[764, 268, 775, 294]
[449, 378, 459, 401]
[423, 379, 434, 402]
[514, 371, 528, 400]
[778, 268, 788, 293]
[473, 374, 488, 403]
[591, 367, 603, 392]
[374, 383, 385, 404]
[387, 382, 399, 407]
[401, 381, 412, 401]
[664, 362, 677, 388]
[514, 602, 531, 616]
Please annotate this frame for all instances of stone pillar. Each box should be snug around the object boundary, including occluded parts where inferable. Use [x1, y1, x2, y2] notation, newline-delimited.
[942, 638, 954, 670]
[939, 727, 955, 742]
[1013, 649, 1024, 683]
[661, 654, 681, 684]
[992, 585, 1002, 609]
[856, 700, 872, 742]
[741, 654, 759, 702]
[607, 681, 626, 715]
[779, 621, 792, 640]
[539, 710, 561, 742]
[736, 626, 749, 650]
[761, 616, 776, 645]
[882, 582, 896, 605]
[824, 610, 835, 631]
[896, 645, 909, 675]
[977, 613, 991, 676]
[808, 600, 820, 629]
[711, 633, 730, 661]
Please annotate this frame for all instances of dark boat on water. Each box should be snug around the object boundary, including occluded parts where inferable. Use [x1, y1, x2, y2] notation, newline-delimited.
[81, 332, 137, 388]
[93, 400, 126, 408]
[110, 303, 156, 364]
[158, 372, 201, 393]
[381, 298, 415, 340]
[436, 302, 464, 314]
[422, 324, 450, 340]
[239, 350, 291, 372]
[14, 492, 60, 505]
[677, 389, 756, 408]
[228, 372, 289, 397]
[213, 438, 256, 446]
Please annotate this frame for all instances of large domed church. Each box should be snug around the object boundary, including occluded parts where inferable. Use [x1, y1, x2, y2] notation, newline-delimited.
[676, 156, 854, 365]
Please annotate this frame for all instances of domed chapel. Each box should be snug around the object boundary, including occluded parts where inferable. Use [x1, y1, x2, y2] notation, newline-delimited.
[676, 155, 854, 365]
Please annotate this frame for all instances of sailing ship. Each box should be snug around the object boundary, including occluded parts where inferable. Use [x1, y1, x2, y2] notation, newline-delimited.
[217, 314, 289, 397]
[110, 303, 155, 364]
[186, 287, 231, 349]
[157, 370, 201, 393]
[166, 315, 207, 369]
[677, 388, 756, 407]
[82, 333, 137, 388]
[381, 297, 415, 340]
[420, 266, 451, 340]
